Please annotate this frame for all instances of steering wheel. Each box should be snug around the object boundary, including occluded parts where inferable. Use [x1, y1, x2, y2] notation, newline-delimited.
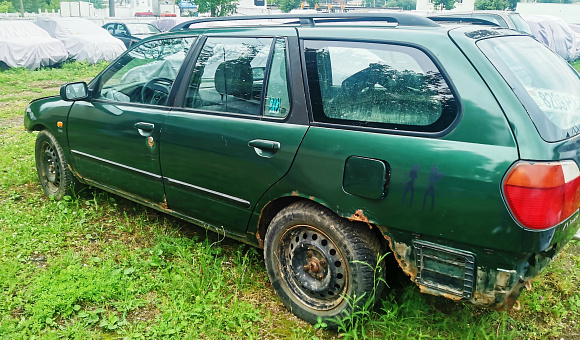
[141, 78, 173, 105]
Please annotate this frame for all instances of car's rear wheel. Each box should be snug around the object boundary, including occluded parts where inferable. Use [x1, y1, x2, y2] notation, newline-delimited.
[264, 201, 384, 327]
[35, 130, 79, 200]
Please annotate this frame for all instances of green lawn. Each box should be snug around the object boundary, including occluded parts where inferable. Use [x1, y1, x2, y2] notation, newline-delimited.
[0, 61, 579, 339]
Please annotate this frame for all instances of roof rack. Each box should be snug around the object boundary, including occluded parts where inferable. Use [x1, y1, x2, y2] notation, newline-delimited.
[170, 13, 439, 31]
[427, 17, 500, 27]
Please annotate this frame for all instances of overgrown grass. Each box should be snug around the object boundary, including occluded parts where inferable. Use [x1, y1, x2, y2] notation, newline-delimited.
[572, 59, 580, 72]
[0, 61, 579, 339]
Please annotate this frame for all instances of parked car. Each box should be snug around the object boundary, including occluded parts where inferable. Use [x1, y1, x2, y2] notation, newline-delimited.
[103, 22, 161, 48]
[35, 17, 126, 64]
[0, 20, 67, 70]
[24, 13, 580, 326]
[135, 11, 154, 17]
[523, 15, 579, 62]
[428, 10, 533, 34]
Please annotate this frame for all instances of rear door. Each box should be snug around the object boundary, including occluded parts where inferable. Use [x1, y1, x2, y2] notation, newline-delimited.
[161, 30, 308, 235]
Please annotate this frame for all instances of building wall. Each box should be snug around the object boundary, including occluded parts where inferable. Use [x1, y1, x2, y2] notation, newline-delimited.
[416, 0, 475, 12]
[516, 3, 580, 24]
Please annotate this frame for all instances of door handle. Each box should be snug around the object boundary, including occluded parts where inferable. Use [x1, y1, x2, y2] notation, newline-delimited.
[248, 139, 280, 150]
[134, 122, 154, 136]
[248, 139, 280, 158]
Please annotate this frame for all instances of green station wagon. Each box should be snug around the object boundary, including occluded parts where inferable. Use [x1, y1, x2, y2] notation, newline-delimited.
[24, 13, 580, 324]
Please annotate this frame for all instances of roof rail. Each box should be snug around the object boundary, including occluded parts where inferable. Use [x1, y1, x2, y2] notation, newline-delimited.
[427, 17, 500, 27]
[170, 13, 439, 31]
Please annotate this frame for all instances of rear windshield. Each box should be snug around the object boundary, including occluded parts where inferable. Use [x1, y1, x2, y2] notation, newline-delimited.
[478, 36, 580, 142]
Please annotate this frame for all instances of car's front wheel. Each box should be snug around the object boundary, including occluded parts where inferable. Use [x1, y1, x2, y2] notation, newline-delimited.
[264, 201, 384, 326]
[35, 130, 79, 200]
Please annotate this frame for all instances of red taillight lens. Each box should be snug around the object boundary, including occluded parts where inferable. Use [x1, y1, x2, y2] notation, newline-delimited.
[503, 161, 580, 230]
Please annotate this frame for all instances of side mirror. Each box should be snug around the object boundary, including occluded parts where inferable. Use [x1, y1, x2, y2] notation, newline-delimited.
[60, 82, 88, 101]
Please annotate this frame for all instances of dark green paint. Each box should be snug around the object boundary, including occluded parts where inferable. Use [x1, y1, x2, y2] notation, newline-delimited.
[343, 156, 389, 200]
[25, 20, 580, 311]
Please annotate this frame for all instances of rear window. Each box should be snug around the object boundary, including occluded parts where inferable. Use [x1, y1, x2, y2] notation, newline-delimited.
[478, 36, 580, 142]
[303, 40, 458, 133]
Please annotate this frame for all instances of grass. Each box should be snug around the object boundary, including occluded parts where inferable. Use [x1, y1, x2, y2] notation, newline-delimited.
[0, 61, 579, 339]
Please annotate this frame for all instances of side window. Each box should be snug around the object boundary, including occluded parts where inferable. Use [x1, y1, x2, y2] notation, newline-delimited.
[304, 40, 457, 132]
[94, 37, 195, 106]
[116, 24, 128, 36]
[263, 38, 291, 118]
[185, 37, 273, 115]
[105, 23, 114, 33]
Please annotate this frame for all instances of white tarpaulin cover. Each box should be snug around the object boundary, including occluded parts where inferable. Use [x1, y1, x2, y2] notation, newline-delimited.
[570, 24, 580, 61]
[35, 17, 126, 63]
[523, 15, 579, 61]
[0, 21, 68, 70]
[150, 18, 192, 32]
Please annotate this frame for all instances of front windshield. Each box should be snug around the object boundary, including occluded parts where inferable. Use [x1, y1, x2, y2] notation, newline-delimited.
[508, 14, 533, 34]
[126, 23, 160, 34]
[479, 36, 580, 141]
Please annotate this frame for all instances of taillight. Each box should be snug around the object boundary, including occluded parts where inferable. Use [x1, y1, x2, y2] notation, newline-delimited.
[503, 161, 580, 230]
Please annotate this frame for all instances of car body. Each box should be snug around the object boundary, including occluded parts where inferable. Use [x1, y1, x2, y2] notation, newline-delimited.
[103, 22, 161, 48]
[135, 11, 154, 17]
[428, 10, 533, 34]
[24, 13, 580, 325]
[0, 20, 67, 70]
[35, 17, 126, 64]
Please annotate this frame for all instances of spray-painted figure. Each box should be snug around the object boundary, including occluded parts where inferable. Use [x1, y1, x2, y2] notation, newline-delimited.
[423, 166, 445, 211]
[402, 164, 420, 207]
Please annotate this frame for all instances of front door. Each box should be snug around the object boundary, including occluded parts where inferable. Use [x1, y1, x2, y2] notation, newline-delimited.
[68, 36, 195, 204]
[161, 33, 308, 235]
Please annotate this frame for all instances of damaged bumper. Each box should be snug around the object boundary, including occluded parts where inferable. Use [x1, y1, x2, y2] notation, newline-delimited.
[378, 211, 580, 310]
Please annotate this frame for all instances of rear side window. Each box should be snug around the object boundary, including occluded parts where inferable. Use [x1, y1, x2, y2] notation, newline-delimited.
[478, 36, 580, 141]
[304, 40, 457, 133]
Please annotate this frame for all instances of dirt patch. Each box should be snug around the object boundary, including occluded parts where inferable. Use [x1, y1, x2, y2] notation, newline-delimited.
[0, 116, 24, 129]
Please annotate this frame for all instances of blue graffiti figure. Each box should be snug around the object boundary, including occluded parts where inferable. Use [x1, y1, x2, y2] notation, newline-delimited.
[423, 166, 445, 211]
[402, 164, 420, 207]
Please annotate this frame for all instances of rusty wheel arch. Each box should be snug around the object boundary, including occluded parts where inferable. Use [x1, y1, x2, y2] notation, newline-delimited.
[256, 197, 390, 255]
[256, 196, 305, 248]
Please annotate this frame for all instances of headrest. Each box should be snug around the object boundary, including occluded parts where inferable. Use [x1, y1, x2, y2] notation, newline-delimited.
[214, 59, 253, 99]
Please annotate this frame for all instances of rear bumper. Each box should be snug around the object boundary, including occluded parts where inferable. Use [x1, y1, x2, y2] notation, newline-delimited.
[379, 211, 580, 310]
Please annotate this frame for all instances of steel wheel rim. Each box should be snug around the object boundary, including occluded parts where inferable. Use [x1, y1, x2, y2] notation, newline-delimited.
[40, 142, 60, 190]
[277, 225, 348, 311]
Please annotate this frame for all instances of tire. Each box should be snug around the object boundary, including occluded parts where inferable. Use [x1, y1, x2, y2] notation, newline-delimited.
[35, 130, 80, 200]
[264, 201, 384, 326]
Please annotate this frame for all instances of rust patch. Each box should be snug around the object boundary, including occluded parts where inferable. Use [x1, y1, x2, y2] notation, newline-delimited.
[291, 191, 299, 196]
[256, 231, 264, 249]
[161, 196, 169, 210]
[383, 234, 418, 281]
[419, 285, 462, 301]
[309, 196, 315, 200]
[349, 209, 370, 223]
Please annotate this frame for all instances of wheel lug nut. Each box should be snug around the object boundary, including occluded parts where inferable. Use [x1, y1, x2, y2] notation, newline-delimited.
[317, 274, 323, 280]
[303, 265, 310, 272]
[307, 251, 313, 258]
[320, 260, 327, 267]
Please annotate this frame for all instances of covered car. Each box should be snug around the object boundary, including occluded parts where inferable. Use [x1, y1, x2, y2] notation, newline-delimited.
[0, 21, 67, 70]
[150, 17, 192, 31]
[523, 15, 579, 61]
[35, 17, 126, 64]
[103, 22, 161, 48]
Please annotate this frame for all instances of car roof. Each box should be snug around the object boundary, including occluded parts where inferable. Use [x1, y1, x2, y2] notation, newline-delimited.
[170, 13, 439, 31]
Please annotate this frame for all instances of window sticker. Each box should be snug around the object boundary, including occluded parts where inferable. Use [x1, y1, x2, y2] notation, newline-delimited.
[269, 97, 281, 114]
[525, 86, 580, 130]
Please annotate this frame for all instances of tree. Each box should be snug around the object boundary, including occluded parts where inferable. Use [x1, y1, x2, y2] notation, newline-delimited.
[385, 0, 416, 9]
[432, 0, 456, 10]
[474, 0, 508, 10]
[278, 0, 300, 12]
[0, 0, 15, 11]
[194, 0, 237, 16]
